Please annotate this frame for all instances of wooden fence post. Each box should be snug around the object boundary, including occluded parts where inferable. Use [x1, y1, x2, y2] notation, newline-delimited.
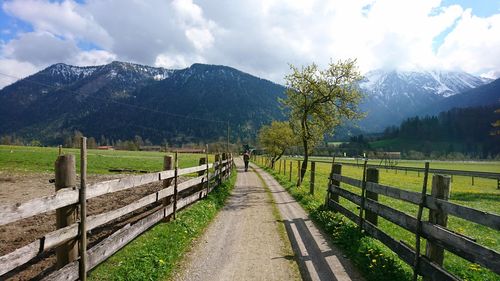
[297, 160, 301, 185]
[310, 161, 315, 195]
[79, 137, 88, 281]
[173, 152, 179, 220]
[425, 174, 451, 268]
[279, 159, 282, 173]
[289, 161, 292, 182]
[365, 168, 379, 226]
[283, 159, 286, 175]
[217, 154, 222, 185]
[163, 155, 173, 219]
[205, 145, 209, 195]
[54, 154, 78, 268]
[198, 157, 206, 196]
[222, 153, 227, 180]
[328, 164, 342, 211]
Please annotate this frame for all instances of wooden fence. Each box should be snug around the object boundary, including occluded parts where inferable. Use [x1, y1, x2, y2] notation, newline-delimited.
[256, 155, 500, 280]
[312, 158, 500, 188]
[0, 139, 234, 280]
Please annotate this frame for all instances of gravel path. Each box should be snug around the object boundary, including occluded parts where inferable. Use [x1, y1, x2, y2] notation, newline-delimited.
[174, 159, 299, 281]
[253, 163, 365, 281]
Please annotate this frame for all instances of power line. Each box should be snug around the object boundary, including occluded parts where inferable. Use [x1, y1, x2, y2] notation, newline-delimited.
[0, 71, 228, 125]
[0, 70, 236, 145]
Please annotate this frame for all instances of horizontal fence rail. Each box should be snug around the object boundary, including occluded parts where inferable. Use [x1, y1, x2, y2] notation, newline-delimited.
[0, 145, 234, 280]
[324, 163, 500, 281]
[310, 159, 500, 180]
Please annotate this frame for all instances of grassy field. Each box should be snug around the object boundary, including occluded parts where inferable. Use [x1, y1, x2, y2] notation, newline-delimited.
[0, 145, 216, 174]
[262, 156, 500, 281]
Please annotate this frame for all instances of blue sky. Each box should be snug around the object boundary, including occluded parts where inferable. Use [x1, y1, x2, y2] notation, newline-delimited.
[0, 0, 499, 88]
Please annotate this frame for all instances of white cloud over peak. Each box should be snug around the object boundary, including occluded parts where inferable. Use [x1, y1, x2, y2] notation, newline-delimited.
[0, 0, 499, 89]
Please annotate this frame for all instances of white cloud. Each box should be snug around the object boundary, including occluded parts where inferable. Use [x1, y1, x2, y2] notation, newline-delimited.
[3, 31, 79, 64]
[437, 11, 500, 76]
[2, 0, 112, 48]
[0, 0, 499, 86]
[73, 49, 116, 66]
[0, 58, 38, 89]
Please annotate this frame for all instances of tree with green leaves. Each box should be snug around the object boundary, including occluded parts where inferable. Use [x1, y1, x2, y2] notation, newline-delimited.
[281, 59, 364, 185]
[258, 121, 297, 168]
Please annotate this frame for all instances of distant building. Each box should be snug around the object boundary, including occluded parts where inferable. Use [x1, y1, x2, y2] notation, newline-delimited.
[97, 146, 114, 150]
[140, 146, 162, 152]
[167, 147, 205, 153]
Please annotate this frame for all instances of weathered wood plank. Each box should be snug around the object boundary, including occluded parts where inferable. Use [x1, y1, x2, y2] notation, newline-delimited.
[43, 207, 170, 281]
[159, 169, 175, 180]
[0, 240, 40, 276]
[330, 185, 500, 273]
[178, 165, 206, 176]
[331, 174, 362, 188]
[177, 175, 205, 193]
[336, 176, 500, 230]
[87, 172, 161, 199]
[421, 222, 500, 274]
[0, 186, 176, 276]
[425, 196, 500, 231]
[0, 187, 79, 226]
[327, 199, 459, 281]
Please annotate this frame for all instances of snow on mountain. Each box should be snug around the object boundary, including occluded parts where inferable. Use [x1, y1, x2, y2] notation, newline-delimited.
[47, 63, 99, 80]
[45, 61, 174, 84]
[360, 69, 490, 98]
[357, 69, 492, 131]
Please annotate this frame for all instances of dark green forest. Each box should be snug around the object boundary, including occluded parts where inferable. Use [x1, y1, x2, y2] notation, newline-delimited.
[375, 105, 500, 158]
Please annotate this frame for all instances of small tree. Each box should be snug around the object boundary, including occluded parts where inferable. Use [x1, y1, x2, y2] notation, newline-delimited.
[282, 59, 364, 185]
[87, 137, 98, 149]
[258, 121, 297, 167]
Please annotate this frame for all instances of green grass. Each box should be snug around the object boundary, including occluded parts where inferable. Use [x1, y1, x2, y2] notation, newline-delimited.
[259, 156, 500, 281]
[88, 172, 236, 280]
[253, 167, 301, 280]
[0, 145, 215, 174]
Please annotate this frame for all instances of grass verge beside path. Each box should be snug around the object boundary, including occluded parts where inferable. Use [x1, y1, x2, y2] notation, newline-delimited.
[253, 168, 301, 280]
[88, 173, 236, 281]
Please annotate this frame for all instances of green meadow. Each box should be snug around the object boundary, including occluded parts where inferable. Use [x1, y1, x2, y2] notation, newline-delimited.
[264, 156, 500, 281]
[0, 145, 215, 174]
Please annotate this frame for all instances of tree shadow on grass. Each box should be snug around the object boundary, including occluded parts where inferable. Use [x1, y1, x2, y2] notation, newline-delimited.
[451, 192, 500, 202]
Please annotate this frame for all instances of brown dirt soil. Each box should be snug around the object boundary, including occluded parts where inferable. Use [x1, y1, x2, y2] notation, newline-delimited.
[0, 171, 186, 281]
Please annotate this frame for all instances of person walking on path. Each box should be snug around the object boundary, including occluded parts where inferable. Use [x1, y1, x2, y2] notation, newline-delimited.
[243, 150, 250, 171]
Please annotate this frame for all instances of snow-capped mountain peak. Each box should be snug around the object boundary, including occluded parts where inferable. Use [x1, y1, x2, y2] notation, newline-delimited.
[361, 69, 491, 98]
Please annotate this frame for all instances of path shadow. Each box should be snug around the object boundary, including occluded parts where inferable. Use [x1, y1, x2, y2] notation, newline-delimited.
[284, 218, 340, 281]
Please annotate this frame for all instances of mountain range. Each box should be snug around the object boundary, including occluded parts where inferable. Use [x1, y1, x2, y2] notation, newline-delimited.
[0, 61, 285, 145]
[358, 69, 493, 131]
[0, 61, 498, 145]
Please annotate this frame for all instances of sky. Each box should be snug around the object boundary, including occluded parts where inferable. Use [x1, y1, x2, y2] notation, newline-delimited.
[0, 0, 499, 88]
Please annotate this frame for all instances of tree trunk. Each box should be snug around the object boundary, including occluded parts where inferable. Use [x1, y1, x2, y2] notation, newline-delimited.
[298, 138, 309, 186]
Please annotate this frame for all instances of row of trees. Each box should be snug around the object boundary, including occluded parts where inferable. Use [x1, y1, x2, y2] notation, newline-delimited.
[379, 106, 500, 157]
[259, 59, 364, 186]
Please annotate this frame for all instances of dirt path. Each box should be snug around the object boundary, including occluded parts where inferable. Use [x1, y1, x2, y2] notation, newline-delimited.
[174, 159, 299, 281]
[253, 164, 365, 281]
